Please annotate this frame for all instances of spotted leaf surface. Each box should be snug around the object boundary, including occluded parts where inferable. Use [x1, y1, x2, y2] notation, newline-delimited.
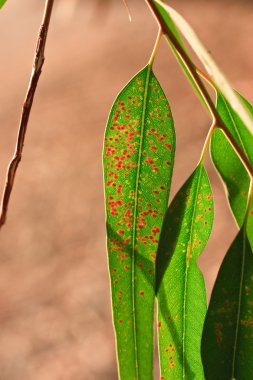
[156, 164, 213, 379]
[211, 93, 253, 247]
[103, 65, 175, 380]
[202, 225, 253, 380]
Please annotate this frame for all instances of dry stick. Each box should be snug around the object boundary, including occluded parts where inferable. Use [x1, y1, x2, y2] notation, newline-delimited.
[146, 0, 253, 179]
[0, 0, 55, 228]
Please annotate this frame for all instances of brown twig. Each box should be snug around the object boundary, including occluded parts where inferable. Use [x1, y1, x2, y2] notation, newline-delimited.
[146, 0, 253, 179]
[0, 0, 55, 228]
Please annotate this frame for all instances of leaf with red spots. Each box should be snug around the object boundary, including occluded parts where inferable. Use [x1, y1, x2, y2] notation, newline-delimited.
[156, 163, 214, 379]
[103, 64, 175, 379]
[211, 93, 253, 248]
[202, 223, 253, 379]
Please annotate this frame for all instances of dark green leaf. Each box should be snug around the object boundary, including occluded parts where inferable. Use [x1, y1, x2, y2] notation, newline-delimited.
[103, 65, 175, 379]
[202, 226, 253, 379]
[156, 163, 214, 379]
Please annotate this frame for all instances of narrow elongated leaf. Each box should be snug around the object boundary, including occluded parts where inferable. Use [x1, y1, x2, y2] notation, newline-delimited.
[151, 0, 208, 111]
[156, 163, 214, 379]
[154, 0, 253, 135]
[211, 93, 253, 247]
[0, 0, 7, 8]
[202, 226, 253, 379]
[103, 65, 175, 379]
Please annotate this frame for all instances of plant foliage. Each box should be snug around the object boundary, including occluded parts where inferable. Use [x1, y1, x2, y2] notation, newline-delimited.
[103, 1, 253, 379]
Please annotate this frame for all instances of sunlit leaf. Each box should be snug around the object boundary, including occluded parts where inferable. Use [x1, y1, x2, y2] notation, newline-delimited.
[0, 0, 7, 8]
[156, 163, 213, 379]
[151, 0, 209, 112]
[154, 0, 253, 136]
[211, 93, 253, 247]
[103, 65, 175, 379]
[202, 225, 253, 379]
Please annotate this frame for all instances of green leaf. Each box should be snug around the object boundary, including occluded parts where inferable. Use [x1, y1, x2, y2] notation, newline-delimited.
[156, 163, 214, 379]
[211, 93, 253, 247]
[103, 65, 175, 379]
[0, 0, 7, 8]
[154, 0, 253, 135]
[152, 0, 209, 112]
[201, 226, 253, 379]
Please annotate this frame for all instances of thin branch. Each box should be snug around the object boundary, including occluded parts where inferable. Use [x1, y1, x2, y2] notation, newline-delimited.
[0, 0, 55, 228]
[146, 0, 253, 180]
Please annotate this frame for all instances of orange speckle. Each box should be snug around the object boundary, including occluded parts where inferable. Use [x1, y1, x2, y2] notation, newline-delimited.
[158, 321, 162, 327]
[118, 229, 124, 235]
[124, 265, 130, 270]
[139, 291, 144, 296]
[118, 319, 122, 324]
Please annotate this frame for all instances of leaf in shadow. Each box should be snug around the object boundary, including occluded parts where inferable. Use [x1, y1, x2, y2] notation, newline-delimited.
[202, 226, 253, 380]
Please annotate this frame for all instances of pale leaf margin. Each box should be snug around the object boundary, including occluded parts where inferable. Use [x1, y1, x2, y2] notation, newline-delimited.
[154, 0, 253, 136]
[0, 0, 7, 9]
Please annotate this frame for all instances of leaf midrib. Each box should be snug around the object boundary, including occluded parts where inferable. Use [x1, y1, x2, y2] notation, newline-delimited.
[131, 64, 152, 379]
[182, 164, 203, 379]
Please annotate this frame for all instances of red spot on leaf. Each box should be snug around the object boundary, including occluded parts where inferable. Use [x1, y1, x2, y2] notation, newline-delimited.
[152, 226, 160, 236]
[165, 143, 172, 150]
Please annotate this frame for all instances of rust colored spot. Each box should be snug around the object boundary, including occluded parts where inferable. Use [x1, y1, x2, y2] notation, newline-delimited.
[118, 230, 124, 235]
[139, 291, 144, 296]
[158, 321, 162, 328]
[118, 319, 123, 324]
[152, 226, 160, 236]
[165, 143, 172, 150]
[124, 265, 130, 270]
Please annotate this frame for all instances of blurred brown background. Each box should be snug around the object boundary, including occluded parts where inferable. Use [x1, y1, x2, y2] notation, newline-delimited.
[0, 1, 252, 379]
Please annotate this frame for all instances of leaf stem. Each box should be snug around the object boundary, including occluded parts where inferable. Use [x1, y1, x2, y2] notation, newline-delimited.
[199, 121, 216, 164]
[0, 0, 55, 228]
[148, 27, 162, 67]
